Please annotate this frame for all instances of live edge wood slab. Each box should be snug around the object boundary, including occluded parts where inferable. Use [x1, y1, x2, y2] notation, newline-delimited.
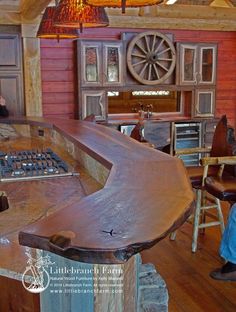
[2, 117, 194, 265]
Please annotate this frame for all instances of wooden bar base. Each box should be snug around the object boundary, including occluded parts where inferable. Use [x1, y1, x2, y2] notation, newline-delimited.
[40, 251, 138, 312]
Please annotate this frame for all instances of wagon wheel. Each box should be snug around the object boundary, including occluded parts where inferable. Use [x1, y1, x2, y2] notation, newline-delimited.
[127, 31, 176, 85]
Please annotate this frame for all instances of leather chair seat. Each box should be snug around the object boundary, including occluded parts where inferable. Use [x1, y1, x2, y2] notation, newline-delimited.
[205, 176, 236, 201]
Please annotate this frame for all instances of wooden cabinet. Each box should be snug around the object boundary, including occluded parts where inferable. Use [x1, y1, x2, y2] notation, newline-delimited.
[177, 42, 217, 118]
[177, 43, 217, 86]
[78, 40, 124, 121]
[78, 40, 124, 87]
[77, 35, 219, 122]
[0, 28, 24, 116]
[0, 33, 22, 71]
[0, 73, 24, 115]
[81, 90, 107, 121]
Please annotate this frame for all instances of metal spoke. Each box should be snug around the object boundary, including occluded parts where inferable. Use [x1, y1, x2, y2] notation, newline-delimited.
[139, 63, 148, 78]
[156, 61, 169, 72]
[135, 42, 147, 55]
[153, 63, 160, 79]
[131, 53, 146, 59]
[132, 59, 147, 67]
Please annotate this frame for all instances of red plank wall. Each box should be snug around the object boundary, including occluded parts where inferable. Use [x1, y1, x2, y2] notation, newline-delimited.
[41, 39, 76, 119]
[40, 28, 236, 129]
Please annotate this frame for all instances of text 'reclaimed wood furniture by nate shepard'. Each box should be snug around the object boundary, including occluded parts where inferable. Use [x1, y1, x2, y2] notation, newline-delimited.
[0, 117, 194, 311]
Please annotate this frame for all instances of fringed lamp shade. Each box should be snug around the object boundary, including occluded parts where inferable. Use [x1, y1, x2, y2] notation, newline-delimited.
[53, 0, 109, 32]
[86, 0, 164, 13]
[37, 7, 79, 39]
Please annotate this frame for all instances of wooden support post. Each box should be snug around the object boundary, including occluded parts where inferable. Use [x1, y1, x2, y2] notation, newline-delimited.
[21, 24, 43, 117]
[20, 0, 51, 21]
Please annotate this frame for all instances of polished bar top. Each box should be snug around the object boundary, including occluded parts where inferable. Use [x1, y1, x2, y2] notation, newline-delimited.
[2, 117, 194, 265]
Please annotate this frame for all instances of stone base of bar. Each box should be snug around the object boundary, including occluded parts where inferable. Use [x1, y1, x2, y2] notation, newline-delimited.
[138, 262, 168, 312]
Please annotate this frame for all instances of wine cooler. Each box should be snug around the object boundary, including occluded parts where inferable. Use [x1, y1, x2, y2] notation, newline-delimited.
[174, 122, 202, 166]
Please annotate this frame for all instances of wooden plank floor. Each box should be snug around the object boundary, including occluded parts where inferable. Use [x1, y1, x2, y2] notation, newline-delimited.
[141, 203, 236, 312]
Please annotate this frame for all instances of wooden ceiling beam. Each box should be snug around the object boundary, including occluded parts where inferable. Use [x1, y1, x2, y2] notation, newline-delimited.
[20, 0, 52, 21]
[116, 4, 236, 20]
[0, 12, 21, 25]
[108, 4, 236, 30]
[108, 13, 236, 31]
[155, 4, 236, 19]
[210, 0, 234, 7]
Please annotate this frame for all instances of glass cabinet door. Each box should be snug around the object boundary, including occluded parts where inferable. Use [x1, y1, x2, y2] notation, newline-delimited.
[79, 41, 123, 87]
[103, 42, 123, 86]
[178, 44, 197, 85]
[177, 43, 217, 86]
[199, 46, 216, 84]
[85, 47, 99, 83]
[82, 90, 107, 121]
[194, 89, 215, 117]
[81, 42, 102, 86]
[182, 45, 197, 84]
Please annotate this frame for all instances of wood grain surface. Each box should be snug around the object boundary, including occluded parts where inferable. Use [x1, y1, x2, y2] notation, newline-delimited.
[3, 117, 195, 264]
[0, 134, 102, 275]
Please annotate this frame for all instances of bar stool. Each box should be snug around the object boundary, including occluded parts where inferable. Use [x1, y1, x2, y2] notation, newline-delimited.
[191, 159, 225, 252]
[193, 156, 236, 252]
[170, 160, 226, 252]
[170, 116, 235, 252]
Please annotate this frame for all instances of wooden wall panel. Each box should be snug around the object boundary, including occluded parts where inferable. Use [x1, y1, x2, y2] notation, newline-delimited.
[42, 92, 74, 103]
[40, 39, 76, 119]
[0, 34, 21, 69]
[0, 73, 24, 115]
[0, 27, 24, 116]
[40, 29, 236, 129]
[42, 82, 74, 93]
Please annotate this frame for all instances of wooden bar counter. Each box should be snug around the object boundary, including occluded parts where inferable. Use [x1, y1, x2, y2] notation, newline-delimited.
[0, 117, 194, 312]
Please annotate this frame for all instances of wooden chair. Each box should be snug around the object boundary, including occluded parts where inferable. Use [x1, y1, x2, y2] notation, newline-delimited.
[204, 156, 236, 203]
[170, 115, 236, 252]
[192, 154, 236, 252]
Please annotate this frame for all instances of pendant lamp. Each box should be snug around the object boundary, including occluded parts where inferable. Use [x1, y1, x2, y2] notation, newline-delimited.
[37, 6, 80, 40]
[53, 0, 109, 33]
[86, 0, 164, 13]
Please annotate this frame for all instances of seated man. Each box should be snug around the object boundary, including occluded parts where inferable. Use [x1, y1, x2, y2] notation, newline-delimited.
[210, 203, 236, 281]
[0, 96, 9, 117]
